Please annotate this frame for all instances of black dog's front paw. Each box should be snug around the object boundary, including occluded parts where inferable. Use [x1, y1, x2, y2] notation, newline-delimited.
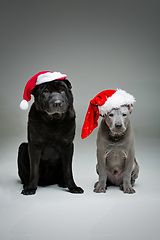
[21, 188, 37, 195]
[69, 186, 84, 194]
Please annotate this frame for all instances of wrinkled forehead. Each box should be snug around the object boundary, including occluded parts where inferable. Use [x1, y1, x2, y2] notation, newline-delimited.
[38, 80, 67, 90]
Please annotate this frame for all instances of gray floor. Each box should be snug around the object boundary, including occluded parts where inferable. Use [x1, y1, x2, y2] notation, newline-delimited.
[0, 131, 160, 240]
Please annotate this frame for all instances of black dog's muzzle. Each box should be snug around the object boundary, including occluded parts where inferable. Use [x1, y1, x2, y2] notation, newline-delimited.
[46, 93, 68, 115]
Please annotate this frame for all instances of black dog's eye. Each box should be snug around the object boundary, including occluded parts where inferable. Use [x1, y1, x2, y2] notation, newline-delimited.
[109, 113, 114, 117]
[59, 86, 65, 92]
[43, 89, 49, 94]
[123, 113, 127, 117]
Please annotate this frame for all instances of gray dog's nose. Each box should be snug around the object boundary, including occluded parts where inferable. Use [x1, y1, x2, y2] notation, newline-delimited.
[53, 100, 63, 107]
[115, 123, 122, 129]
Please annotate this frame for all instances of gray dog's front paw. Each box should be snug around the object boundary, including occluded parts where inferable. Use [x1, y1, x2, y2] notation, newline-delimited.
[120, 184, 135, 194]
[93, 182, 106, 193]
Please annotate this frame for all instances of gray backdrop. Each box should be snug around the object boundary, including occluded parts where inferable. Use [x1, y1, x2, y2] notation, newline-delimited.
[0, 0, 160, 139]
[0, 1, 160, 240]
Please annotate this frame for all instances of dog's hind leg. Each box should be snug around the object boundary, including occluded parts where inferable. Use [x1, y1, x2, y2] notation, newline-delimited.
[131, 159, 139, 186]
[17, 142, 30, 187]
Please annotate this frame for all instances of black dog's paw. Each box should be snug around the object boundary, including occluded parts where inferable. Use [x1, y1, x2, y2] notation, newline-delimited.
[69, 186, 84, 194]
[58, 182, 68, 188]
[21, 188, 37, 195]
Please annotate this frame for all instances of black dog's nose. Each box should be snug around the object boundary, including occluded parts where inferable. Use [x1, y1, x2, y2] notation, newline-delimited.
[115, 123, 122, 129]
[53, 100, 63, 107]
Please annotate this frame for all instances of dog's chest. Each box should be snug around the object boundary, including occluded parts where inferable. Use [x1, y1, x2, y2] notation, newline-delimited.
[105, 148, 127, 170]
[28, 119, 74, 146]
[104, 148, 127, 186]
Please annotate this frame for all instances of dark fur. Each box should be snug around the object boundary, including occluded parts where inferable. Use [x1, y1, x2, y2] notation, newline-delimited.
[18, 79, 84, 195]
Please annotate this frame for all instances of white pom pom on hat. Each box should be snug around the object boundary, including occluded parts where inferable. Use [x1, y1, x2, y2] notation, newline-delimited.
[19, 71, 67, 110]
[19, 99, 29, 110]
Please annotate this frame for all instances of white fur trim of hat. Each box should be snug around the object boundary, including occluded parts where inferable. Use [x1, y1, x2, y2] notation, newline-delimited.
[99, 88, 136, 116]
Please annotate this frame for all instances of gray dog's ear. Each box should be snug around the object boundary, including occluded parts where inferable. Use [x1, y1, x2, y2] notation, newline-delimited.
[128, 104, 133, 114]
[63, 79, 72, 89]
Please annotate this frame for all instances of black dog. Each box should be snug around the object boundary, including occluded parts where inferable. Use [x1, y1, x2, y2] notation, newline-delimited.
[18, 79, 84, 195]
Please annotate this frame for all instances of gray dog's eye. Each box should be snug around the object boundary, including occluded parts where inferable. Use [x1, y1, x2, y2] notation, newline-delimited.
[109, 113, 114, 117]
[122, 113, 127, 117]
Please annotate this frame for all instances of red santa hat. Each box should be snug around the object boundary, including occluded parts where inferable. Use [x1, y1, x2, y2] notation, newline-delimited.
[81, 89, 136, 139]
[20, 71, 67, 110]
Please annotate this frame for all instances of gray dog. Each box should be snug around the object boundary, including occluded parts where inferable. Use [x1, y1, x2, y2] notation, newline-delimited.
[81, 89, 139, 194]
[94, 105, 139, 194]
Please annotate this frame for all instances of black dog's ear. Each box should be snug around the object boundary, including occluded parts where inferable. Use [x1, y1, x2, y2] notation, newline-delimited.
[31, 87, 36, 97]
[63, 79, 72, 89]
